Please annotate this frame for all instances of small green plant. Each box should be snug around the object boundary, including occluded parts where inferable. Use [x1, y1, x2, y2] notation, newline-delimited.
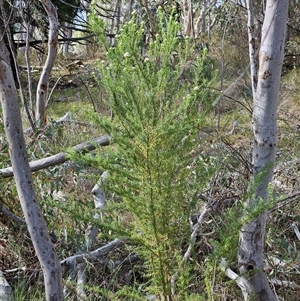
[89, 10, 216, 300]
[12, 280, 45, 301]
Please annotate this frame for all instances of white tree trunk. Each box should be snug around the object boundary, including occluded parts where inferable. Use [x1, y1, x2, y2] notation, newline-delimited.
[0, 38, 63, 301]
[36, 0, 59, 127]
[62, 23, 72, 57]
[238, 1, 288, 300]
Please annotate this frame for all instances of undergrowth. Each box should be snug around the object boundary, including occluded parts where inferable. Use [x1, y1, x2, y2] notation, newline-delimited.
[86, 10, 218, 300]
[1, 5, 300, 301]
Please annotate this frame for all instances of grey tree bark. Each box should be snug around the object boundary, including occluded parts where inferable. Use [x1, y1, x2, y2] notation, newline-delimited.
[195, 0, 217, 38]
[36, 0, 59, 127]
[0, 37, 63, 301]
[0, 135, 110, 178]
[62, 22, 72, 57]
[109, 0, 122, 46]
[238, 1, 289, 300]
[182, 0, 194, 37]
[0, 271, 12, 301]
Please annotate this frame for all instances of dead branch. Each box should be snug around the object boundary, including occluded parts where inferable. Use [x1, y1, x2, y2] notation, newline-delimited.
[0, 270, 12, 301]
[15, 34, 95, 49]
[212, 63, 250, 108]
[220, 258, 252, 301]
[269, 190, 300, 213]
[171, 203, 211, 296]
[0, 203, 26, 226]
[0, 135, 110, 178]
[270, 279, 299, 289]
[61, 238, 123, 265]
[291, 222, 300, 241]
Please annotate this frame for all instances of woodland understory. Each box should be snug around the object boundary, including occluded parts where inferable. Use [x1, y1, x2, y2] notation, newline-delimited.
[0, 1, 300, 301]
[1, 57, 300, 301]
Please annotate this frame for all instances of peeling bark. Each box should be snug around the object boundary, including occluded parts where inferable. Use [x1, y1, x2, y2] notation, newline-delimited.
[182, 0, 194, 37]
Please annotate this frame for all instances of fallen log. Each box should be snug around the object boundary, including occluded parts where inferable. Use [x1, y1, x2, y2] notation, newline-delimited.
[0, 135, 110, 178]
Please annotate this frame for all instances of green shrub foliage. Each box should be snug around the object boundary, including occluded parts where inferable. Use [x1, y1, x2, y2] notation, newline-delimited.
[91, 10, 216, 300]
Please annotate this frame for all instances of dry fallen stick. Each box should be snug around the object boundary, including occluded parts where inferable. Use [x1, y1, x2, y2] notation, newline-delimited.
[62, 238, 123, 296]
[268, 190, 300, 214]
[270, 278, 299, 289]
[0, 270, 12, 301]
[220, 258, 252, 301]
[291, 222, 300, 241]
[170, 203, 211, 296]
[0, 135, 110, 178]
[61, 238, 123, 265]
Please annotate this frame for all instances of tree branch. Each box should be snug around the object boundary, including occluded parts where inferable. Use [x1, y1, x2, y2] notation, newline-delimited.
[15, 34, 95, 48]
[0, 203, 26, 226]
[220, 258, 252, 301]
[291, 222, 300, 241]
[61, 238, 123, 265]
[0, 135, 110, 178]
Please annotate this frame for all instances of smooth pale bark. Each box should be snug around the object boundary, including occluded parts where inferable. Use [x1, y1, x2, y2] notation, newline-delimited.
[182, 0, 217, 39]
[238, 1, 288, 300]
[61, 239, 123, 265]
[194, 0, 208, 38]
[0, 271, 12, 301]
[36, 0, 59, 127]
[0, 39, 63, 300]
[0, 135, 110, 178]
[62, 22, 72, 57]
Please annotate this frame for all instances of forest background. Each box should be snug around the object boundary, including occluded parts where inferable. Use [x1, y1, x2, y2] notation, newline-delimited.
[0, 0, 299, 300]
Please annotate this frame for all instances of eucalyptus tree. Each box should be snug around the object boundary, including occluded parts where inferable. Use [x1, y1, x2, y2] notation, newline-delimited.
[1, 0, 88, 126]
[36, 0, 59, 127]
[0, 32, 64, 301]
[237, 1, 289, 300]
